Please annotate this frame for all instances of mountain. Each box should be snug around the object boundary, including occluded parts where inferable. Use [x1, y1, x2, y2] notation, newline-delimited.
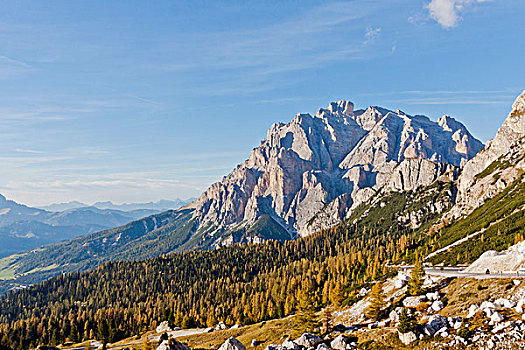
[448, 89, 525, 219]
[0, 196, 166, 258]
[0, 99, 482, 291]
[185, 101, 482, 241]
[2, 91, 525, 349]
[40, 198, 195, 212]
[39, 201, 87, 212]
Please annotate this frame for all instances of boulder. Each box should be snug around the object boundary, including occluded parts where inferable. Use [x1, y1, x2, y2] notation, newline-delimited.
[294, 333, 322, 348]
[281, 339, 300, 350]
[156, 340, 190, 350]
[490, 312, 504, 324]
[264, 346, 282, 350]
[231, 324, 241, 329]
[431, 300, 444, 312]
[426, 292, 440, 301]
[216, 322, 228, 330]
[403, 296, 425, 308]
[398, 331, 417, 345]
[316, 344, 330, 350]
[219, 338, 246, 350]
[204, 327, 214, 333]
[156, 321, 172, 333]
[467, 305, 479, 318]
[251, 340, 260, 347]
[424, 315, 448, 336]
[330, 334, 354, 350]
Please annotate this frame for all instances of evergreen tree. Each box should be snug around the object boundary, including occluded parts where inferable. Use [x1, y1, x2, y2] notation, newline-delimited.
[397, 308, 417, 334]
[365, 282, 384, 321]
[293, 289, 318, 335]
[407, 260, 425, 296]
[321, 307, 333, 335]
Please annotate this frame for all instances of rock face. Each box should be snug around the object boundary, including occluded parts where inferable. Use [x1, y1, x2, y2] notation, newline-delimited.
[156, 340, 190, 350]
[183, 100, 482, 245]
[294, 333, 322, 348]
[219, 338, 246, 350]
[450, 90, 525, 219]
[465, 240, 525, 273]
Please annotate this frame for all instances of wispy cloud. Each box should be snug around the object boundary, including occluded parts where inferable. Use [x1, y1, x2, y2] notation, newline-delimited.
[364, 27, 382, 44]
[427, 0, 493, 28]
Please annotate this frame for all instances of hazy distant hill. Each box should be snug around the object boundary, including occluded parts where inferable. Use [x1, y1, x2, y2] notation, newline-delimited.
[40, 198, 195, 212]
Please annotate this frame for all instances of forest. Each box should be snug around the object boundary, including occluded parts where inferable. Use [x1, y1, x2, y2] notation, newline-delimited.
[0, 181, 471, 349]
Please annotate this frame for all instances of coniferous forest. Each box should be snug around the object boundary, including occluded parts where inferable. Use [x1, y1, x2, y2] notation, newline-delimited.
[0, 181, 454, 350]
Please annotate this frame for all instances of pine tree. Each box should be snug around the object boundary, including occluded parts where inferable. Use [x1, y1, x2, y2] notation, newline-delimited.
[321, 307, 333, 335]
[293, 289, 318, 336]
[365, 282, 385, 321]
[407, 260, 425, 296]
[397, 308, 417, 334]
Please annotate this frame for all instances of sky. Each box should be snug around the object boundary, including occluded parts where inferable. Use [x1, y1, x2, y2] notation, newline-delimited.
[0, 0, 524, 206]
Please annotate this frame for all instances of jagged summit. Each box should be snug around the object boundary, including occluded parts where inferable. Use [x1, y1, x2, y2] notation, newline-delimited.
[449, 90, 525, 219]
[185, 100, 483, 243]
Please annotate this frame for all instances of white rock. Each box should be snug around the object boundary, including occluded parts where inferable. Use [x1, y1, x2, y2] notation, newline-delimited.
[403, 296, 425, 308]
[281, 340, 300, 350]
[490, 312, 504, 324]
[156, 321, 172, 334]
[230, 324, 241, 329]
[431, 300, 444, 312]
[219, 338, 246, 350]
[215, 322, 228, 330]
[204, 327, 214, 333]
[331, 335, 354, 350]
[398, 331, 417, 345]
[156, 340, 190, 350]
[294, 334, 322, 348]
[426, 292, 440, 301]
[467, 304, 480, 318]
[316, 344, 330, 350]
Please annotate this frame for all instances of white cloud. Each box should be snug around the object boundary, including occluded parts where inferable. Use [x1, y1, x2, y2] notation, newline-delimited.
[364, 27, 382, 45]
[427, 0, 492, 28]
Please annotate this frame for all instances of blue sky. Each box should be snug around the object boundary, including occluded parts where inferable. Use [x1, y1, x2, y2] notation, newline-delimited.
[0, 0, 523, 206]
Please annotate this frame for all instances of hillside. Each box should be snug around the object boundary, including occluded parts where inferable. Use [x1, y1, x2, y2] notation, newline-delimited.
[0, 195, 165, 258]
[0, 100, 483, 292]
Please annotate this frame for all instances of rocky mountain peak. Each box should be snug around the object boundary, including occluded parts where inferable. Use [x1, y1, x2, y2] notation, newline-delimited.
[449, 90, 525, 219]
[185, 99, 483, 244]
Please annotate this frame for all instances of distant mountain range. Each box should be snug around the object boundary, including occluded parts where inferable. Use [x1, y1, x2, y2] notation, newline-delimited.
[40, 198, 195, 212]
[0, 195, 193, 258]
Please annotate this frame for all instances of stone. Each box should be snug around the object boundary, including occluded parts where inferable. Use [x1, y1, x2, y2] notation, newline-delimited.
[330, 335, 354, 350]
[294, 334, 322, 348]
[204, 327, 214, 333]
[316, 344, 330, 350]
[230, 324, 241, 329]
[215, 322, 228, 330]
[490, 312, 504, 324]
[431, 300, 444, 312]
[251, 340, 259, 347]
[156, 320, 172, 333]
[281, 339, 300, 350]
[426, 292, 440, 301]
[156, 340, 190, 350]
[467, 304, 479, 318]
[219, 338, 246, 350]
[424, 315, 448, 336]
[264, 346, 282, 350]
[398, 331, 417, 345]
[403, 296, 425, 308]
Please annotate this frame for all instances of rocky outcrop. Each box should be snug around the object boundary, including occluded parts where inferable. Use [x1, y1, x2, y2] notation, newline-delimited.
[294, 333, 323, 348]
[450, 90, 525, 219]
[219, 337, 246, 350]
[156, 340, 190, 350]
[465, 240, 525, 273]
[183, 100, 482, 245]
